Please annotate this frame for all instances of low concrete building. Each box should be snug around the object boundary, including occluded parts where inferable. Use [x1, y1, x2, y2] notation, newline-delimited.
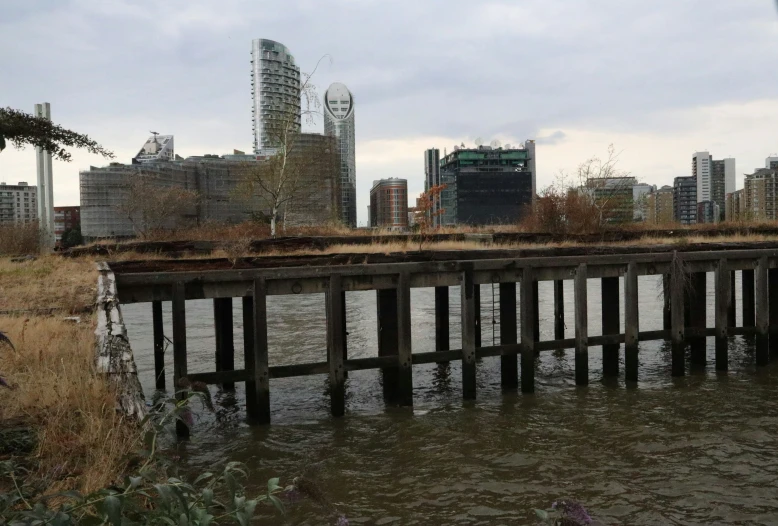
[54, 206, 80, 245]
[725, 189, 746, 222]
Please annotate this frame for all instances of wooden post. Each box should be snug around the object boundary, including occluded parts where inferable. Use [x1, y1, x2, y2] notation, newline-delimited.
[728, 271, 737, 328]
[172, 282, 189, 438]
[742, 269, 755, 328]
[715, 260, 729, 371]
[662, 274, 671, 331]
[474, 284, 481, 349]
[242, 296, 257, 419]
[624, 262, 639, 383]
[670, 254, 685, 377]
[435, 286, 449, 352]
[554, 280, 564, 340]
[152, 300, 165, 390]
[520, 267, 536, 393]
[213, 297, 235, 390]
[601, 276, 620, 377]
[396, 273, 413, 406]
[499, 282, 518, 389]
[461, 270, 477, 399]
[533, 280, 540, 344]
[574, 264, 588, 386]
[755, 256, 769, 366]
[689, 272, 707, 367]
[769, 269, 778, 358]
[251, 278, 270, 423]
[377, 288, 399, 403]
[341, 291, 348, 378]
[327, 275, 346, 416]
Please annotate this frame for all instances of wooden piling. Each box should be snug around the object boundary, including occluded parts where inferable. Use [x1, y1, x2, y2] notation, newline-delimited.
[601, 276, 620, 377]
[213, 297, 235, 390]
[689, 272, 707, 368]
[728, 271, 737, 328]
[461, 270, 477, 399]
[396, 273, 413, 406]
[662, 274, 671, 331]
[624, 262, 639, 382]
[574, 264, 588, 386]
[172, 282, 189, 438]
[533, 281, 540, 344]
[742, 269, 755, 328]
[670, 254, 685, 377]
[377, 288, 399, 402]
[554, 280, 564, 340]
[715, 260, 729, 371]
[499, 282, 518, 389]
[520, 267, 536, 393]
[434, 286, 450, 352]
[769, 269, 778, 358]
[474, 284, 481, 349]
[152, 300, 165, 389]
[251, 278, 271, 423]
[341, 291, 348, 376]
[326, 275, 346, 416]
[755, 257, 769, 366]
[242, 296, 257, 418]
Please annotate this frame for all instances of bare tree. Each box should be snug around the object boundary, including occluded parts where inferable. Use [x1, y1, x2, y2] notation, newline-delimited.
[117, 174, 199, 239]
[576, 144, 635, 226]
[240, 57, 334, 237]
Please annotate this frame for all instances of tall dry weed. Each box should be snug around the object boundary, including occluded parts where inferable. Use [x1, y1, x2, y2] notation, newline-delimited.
[0, 222, 40, 256]
[0, 316, 140, 494]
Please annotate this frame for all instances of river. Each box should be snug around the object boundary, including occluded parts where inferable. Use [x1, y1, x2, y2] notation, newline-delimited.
[122, 273, 778, 525]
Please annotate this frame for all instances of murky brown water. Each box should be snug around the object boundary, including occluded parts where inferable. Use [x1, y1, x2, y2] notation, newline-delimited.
[123, 274, 778, 525]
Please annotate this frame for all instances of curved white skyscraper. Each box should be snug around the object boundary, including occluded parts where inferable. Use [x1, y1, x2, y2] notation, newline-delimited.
[323, 82, 357, 227]
[250, 39, 301, 152]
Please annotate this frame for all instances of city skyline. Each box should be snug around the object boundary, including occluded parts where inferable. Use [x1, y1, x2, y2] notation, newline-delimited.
[2, 1, 778, 226]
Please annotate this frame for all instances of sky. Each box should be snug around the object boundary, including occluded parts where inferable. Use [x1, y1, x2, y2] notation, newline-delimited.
[2, 0, 778, 226]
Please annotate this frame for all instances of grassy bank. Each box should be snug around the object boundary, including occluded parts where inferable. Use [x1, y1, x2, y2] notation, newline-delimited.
[0, 255, 140, 497]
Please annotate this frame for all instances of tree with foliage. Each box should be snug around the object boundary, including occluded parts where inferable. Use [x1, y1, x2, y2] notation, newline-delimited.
[59, 226, 83, 249]
[413, 184, 446, 250]
[0, 107, 114, 162]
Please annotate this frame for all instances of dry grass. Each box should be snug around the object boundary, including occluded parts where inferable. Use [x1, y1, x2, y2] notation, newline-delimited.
[0, 222, 41, 257]
[0, 316, 140, 494]
[0, 256, 97, 314]
[0, 254, 141, 496]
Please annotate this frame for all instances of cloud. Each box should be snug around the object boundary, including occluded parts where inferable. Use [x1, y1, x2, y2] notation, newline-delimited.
[1, 0, 777, 225]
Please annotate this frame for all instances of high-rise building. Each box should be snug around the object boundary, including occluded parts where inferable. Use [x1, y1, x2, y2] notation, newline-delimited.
[0, 182, 38, 224]
[692, 151, 712, 203]
[674, 176, 697, 224]
[323, 82, 357, 227]
[649, 185, 675, 224]
[424, 148, 442, 226]
[766, 156, 778, 170]
[438, 143, 534, 226]
[132, 133, 174, 164]
[692, 151, 733, 220]
[744, 167, 778, 221]
[369, 178, 408, 230]
[710, 158, 735, 220]
[583, 177, 637, 224]
[632, 183, 656, 221]
[250, 39, 301, 153]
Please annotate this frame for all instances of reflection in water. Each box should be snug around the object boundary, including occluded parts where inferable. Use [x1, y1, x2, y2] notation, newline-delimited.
[123, 273, 778, 524]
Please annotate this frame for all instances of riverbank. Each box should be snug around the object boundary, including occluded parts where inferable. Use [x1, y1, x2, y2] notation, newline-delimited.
[0, 256, 140, 496]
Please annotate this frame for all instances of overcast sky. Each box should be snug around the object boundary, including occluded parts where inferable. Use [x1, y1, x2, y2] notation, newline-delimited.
[2, 0, 777, 226]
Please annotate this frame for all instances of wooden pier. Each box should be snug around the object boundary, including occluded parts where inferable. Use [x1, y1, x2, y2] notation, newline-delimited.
[102, 247, 778, 433]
